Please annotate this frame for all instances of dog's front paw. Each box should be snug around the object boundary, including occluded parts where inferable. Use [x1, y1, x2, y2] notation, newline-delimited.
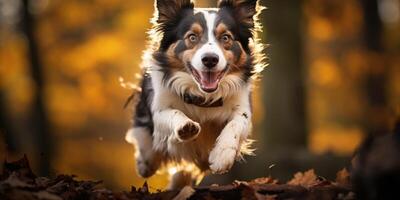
[174, 120, 201, 142]
[209, 146, 237, 174]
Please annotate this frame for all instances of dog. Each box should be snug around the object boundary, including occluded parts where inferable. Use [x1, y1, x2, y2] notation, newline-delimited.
[125, 0, 265, 190]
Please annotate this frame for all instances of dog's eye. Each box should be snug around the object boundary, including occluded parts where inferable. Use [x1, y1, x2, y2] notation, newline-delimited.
[188, 34, 198, 43]
[221, 34, 231, 43]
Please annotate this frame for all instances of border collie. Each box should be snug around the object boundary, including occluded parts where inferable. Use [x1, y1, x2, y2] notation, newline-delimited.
[125, 0, 265, 189]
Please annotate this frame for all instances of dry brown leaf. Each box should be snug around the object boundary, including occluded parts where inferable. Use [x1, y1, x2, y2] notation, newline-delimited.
[233, 180, 249, 187]
[249, 177, 278, 185]
[1, 156, 354, 200]
[139, 181, 149, 194]
[336, 168, 351, 186]
[287, 169, 319, 188]
[2, 172, 34, 188]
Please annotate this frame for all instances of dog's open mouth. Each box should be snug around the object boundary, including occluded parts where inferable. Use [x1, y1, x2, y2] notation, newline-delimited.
[188, 63, 228, 93]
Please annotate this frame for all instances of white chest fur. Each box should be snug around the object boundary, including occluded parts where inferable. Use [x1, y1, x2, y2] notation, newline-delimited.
[149, 67, 253, 173]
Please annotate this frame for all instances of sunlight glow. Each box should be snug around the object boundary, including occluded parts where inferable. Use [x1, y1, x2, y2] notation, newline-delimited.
[378, 0, 400, 24]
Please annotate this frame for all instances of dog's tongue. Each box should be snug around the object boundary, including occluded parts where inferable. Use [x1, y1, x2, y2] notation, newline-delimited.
[199, 71, 219, 92]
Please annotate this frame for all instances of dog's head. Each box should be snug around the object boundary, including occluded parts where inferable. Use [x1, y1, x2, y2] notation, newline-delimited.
[152, 0, 263, 94]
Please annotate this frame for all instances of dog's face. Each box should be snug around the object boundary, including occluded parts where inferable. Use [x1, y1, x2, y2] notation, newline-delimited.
[154, 0, 259, 93]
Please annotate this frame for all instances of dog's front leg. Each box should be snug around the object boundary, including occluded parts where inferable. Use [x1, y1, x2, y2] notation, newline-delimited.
[209, 106, 252, 174]
[153, 109, 201, 148]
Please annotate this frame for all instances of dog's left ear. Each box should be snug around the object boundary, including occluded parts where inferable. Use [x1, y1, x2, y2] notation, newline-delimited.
[217, 0, 259, 30]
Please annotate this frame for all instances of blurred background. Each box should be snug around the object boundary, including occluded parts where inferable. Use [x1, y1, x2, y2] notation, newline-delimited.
[0, 0, 399, 191]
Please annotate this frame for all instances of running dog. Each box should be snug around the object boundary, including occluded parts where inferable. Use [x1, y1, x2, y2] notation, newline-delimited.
[126, 0, 265, 189]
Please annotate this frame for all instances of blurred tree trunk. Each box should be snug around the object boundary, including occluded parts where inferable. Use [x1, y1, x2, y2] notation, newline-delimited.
[360, 0, 383, 52]
[0, 91, 17, 153]
[360, 0, 390, 134]
[261, 0, 307, 148]
[21, 0, 53, 176]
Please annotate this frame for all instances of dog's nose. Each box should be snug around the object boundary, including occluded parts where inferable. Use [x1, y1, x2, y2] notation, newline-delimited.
[201, 53, 219, 69]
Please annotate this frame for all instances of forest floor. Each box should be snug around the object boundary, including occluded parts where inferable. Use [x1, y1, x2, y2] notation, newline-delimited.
[0, 156, 354, 200]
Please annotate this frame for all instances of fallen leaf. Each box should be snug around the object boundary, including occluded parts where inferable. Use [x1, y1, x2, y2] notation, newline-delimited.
[139, 181, 149, 194]
[2, 172, 35, 188]
[336, 168, 351, 186]
[287, 169, 319, 188]
[249, 177, 278, 185]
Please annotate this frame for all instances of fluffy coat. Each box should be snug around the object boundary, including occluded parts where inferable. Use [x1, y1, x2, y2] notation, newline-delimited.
[125, 0, 266, 189]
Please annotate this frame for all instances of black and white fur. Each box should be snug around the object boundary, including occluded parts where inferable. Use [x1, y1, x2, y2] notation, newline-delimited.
[126, 0, 265, 189]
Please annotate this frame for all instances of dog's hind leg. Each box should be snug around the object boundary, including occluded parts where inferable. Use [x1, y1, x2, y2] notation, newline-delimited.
[126, 127, 161, 178]
[126, 75, 161, 178]
[167, 170, 194, 190]
[166, 164, 205, 190]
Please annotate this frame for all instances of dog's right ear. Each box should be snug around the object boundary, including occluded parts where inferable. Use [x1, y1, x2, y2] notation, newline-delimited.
[156, 0, 194, 25]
